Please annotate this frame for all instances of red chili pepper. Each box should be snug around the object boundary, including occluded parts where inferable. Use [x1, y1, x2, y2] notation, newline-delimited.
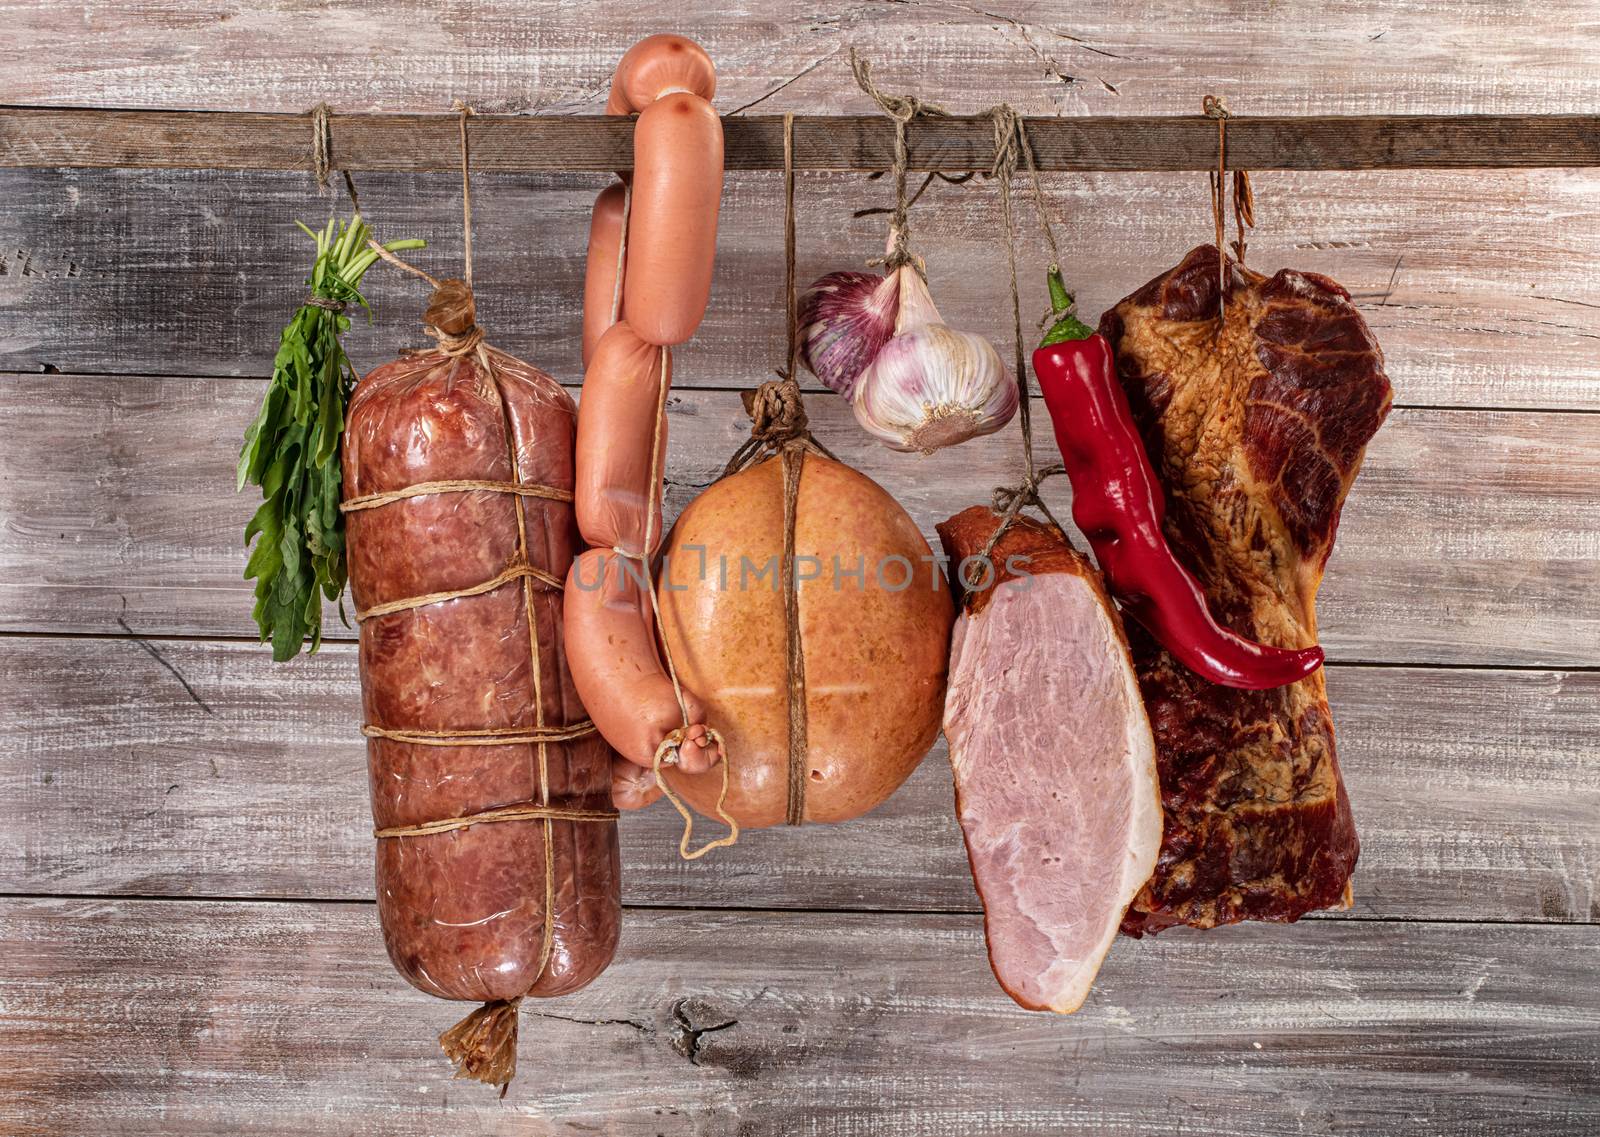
[1032, 268, 1324, 690]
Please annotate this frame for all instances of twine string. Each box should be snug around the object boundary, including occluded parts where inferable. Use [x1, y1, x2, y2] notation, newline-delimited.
[311, 103, 333, 190]
[341, 478, 573, 514]
[977, 103, 1070, 564]
[353, 560, 562, 624]
[775, 123, 810, 827]
[363, 720, 597, 747]
[651, 727, 738, 859]
[454, 101, 476, 287]
[608, 343, 740, 858]
[850, 48, 949, 272]
[366, 239, 442, 289]
[782, 112, 802, 385]
[1203, 95, 1255, 320]
[375, 802, 618, 840]
[307, 103, 364, 218]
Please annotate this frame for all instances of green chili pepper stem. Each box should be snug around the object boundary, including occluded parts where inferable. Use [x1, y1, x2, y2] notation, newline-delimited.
[1038, 265, 1096, 347]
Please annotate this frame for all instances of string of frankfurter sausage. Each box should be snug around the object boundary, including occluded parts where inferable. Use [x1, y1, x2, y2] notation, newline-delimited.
[564, 35, 738, 854]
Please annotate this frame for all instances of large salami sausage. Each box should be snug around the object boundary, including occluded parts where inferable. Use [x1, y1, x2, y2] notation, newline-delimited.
[342, 280, 620, 1089]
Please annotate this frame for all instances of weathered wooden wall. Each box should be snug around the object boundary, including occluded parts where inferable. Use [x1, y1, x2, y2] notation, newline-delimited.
[1, 2, 1596, 1134]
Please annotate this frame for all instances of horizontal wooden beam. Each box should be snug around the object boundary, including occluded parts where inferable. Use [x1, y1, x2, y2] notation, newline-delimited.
[4, 107, 1600, 172]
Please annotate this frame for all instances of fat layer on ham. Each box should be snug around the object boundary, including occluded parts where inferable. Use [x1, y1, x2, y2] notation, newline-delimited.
[938, 507, 1162, 1014]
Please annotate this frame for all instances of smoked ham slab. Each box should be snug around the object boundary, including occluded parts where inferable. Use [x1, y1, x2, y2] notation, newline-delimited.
[1100, 245, 1394, 935]
[938, 507, 1161, 1013]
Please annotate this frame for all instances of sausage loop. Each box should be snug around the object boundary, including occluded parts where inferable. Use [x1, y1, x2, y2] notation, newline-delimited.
[652, 726, 739, 859]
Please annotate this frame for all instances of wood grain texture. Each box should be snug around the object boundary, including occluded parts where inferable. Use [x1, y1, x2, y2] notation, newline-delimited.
[6, 5, 1600, 1130]
[5, 0, 1600, 118]
[3, 633, 1596, 923]
[1, 899, 1595, 1136]
[1, 375, 1595, 666]
[4, 165, 1598, 412]
[11, 108, 1600, 172]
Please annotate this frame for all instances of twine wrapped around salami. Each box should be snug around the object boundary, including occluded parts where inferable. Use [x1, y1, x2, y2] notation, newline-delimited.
[652, 116, 955, 830]
[342, 107, 620, 1095]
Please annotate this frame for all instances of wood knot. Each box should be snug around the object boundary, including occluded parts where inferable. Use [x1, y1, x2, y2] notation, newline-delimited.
[741, 379, 809, 446]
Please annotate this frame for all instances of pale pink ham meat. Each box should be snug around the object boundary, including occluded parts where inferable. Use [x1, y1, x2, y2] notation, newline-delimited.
[938, 507, 1162, 1013]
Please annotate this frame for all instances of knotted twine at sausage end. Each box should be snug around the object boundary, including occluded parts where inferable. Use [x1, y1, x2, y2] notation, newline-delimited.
[343, 106, 620, 1096]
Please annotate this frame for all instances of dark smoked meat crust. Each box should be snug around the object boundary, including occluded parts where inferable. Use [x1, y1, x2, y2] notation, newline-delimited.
[1100, 245, 1392, 936]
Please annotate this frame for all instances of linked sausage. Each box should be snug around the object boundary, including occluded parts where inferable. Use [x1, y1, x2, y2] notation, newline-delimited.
[581, 182, 627, 367]
[623, 93, 723, 346]
[565, 548, 719, 774]
[604, 33, 716, 114]
[564, 37, 726, 807]
[573, 322, 669, 548]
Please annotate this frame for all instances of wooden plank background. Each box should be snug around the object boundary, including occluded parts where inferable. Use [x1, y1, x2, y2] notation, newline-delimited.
[1, 2, 1596, 1133]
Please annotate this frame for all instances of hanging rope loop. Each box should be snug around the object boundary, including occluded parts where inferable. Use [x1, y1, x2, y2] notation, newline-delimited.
[310, 102, 334, 190]
[974, 100, 1072, 559]
[850, 48, 949, 272]
[1203, 94, 1257, 318]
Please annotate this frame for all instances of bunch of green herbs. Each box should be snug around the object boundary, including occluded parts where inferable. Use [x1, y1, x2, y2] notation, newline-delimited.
[238, 215, 424, 661]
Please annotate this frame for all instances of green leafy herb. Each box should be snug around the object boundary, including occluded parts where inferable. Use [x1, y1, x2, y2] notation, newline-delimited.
[238, 215, 425, 661]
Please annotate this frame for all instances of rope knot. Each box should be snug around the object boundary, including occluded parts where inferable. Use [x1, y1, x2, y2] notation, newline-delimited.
[423, 278, 485, 358]
[978, 463, 1068, 563]
[851, 48, 951, 273]
[850, 49, 946, 123]
[310, 102, 334, 190]
[741, 379, 810, 446]
[990, 478, 1039, 518]
[988, 103, 1022, 182]
[1203, 94, 1232, 120]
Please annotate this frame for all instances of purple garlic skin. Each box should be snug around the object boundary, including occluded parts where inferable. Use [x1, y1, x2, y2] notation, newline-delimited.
[797, 270, 900, 399]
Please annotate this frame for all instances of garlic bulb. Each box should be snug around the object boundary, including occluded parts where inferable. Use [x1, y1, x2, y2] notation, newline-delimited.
[855, 315, 1017, 453]
[798, 253, 1017, 454]
[797, 270, 899, 399]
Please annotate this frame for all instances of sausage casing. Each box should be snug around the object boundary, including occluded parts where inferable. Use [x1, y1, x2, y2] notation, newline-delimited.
[565, 547, 712, 769]
[581, 181, 628, 367]
[344, 347, 621, 1000]
[573, 321, 670, 555]
[623, 93, 724, 346]
[605, 33, 717, 114]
